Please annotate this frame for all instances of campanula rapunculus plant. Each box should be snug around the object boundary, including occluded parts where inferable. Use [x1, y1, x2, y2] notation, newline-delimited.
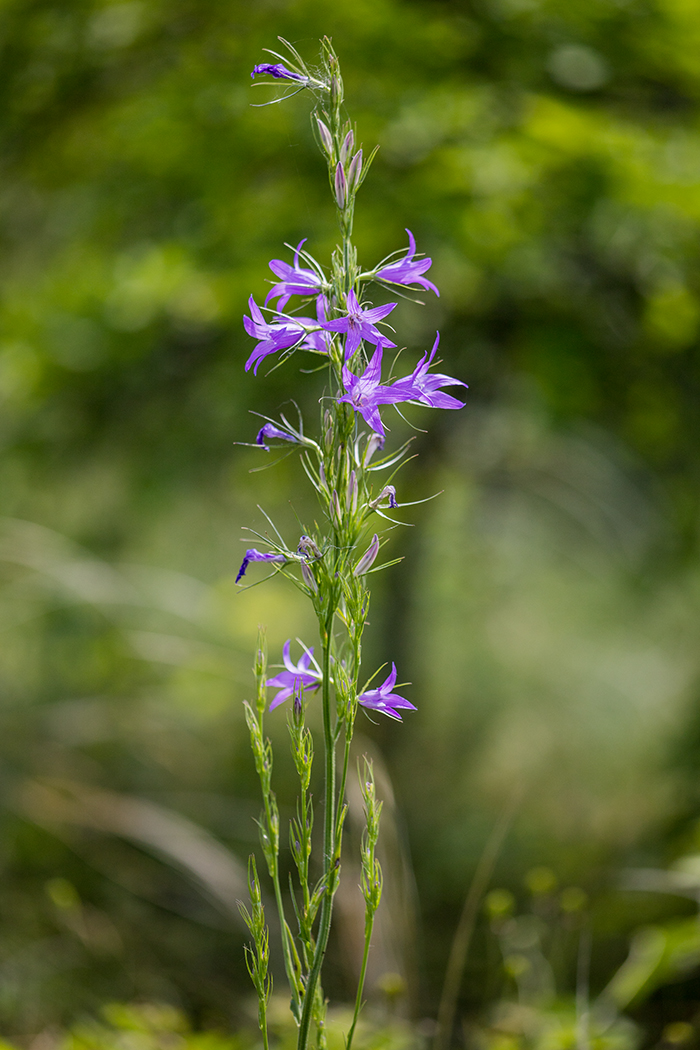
[241, 37, 467, 1050]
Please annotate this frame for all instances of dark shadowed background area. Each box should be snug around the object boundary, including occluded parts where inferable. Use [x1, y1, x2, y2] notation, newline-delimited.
[2, 0, 700, 1044]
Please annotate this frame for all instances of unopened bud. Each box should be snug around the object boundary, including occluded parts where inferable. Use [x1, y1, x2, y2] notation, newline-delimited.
[340, 130, 354, 165]
[365, 432, 385, 464]
[334, 162, 347, 210]
[293, 688, 303, 722]
[316, 118, 333, 155]
[319, 462, 327, 490]
[330, 490, 342, 528]
[300, 559, 318, 594]
[330, 73, 342, 108]
[346, 470, 358, 514]
[324, 409, 333, 448]
[354, 533, 380, 576]
[347, 149, 363, 191]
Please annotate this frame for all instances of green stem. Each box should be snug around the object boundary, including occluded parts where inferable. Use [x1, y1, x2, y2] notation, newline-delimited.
[263, 792, 299, 1007]
[261, 1002, 270, 1050]
[297, 609, 337, 1050]
[346, 914, 374, 1050]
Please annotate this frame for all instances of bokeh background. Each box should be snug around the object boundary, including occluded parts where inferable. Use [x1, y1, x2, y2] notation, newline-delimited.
[3, 0, 700, 1043]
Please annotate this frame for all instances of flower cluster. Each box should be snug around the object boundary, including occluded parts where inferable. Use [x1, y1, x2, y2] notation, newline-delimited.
[244, 233, 466, 434]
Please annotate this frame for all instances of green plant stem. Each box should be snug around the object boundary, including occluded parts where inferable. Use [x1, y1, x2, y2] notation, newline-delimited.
[261, 1002, 270, 1050]
[346, 914, 374, 1050]
[263, 790, 299, 1010]
[297, 609, 337, 1050]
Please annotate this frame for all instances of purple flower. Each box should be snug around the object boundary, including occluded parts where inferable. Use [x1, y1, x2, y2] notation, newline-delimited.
[256, 423, 299, 451]
[375, 230, 439, 297]
[266, 640, 322, 711]
[243, 296, 326, 373]
[369, 485, 397, 510]
[390, 334, 467, 410]
[251, 63, 308, 85]
[358, 664, 416, 722]
[265, 241, 324, 310]
[321, 289, 397, 360]
[236, 548, 286, 583]
[338, 346, 405, 437]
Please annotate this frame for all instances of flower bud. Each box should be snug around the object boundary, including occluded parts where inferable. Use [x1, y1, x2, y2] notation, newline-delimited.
[334, 162, 347, 210]
[354, 533, 380, 576]
[324, 409, 334, 448]
[347, 149, 363, 191]
[330, 490, 342, 529]
[340, 130, 354, 165]
[316, 118, 333, 155]
[300, 559, 318, 594]
[330, 73, 342, 109]
[365, 432, 385, 464]
[346, 470, 358, 514]
[293, 687, 303, 723]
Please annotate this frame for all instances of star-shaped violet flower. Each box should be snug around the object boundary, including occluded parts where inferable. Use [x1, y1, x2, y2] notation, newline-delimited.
[243, 296, 327, 373]
[321, 289, 397, 360]
[358, 664, 416, 721]
[266, 640, 322, 710]
[338, 346, 405, 437]
[251, 63, 309, 85]
[265, 240, 325, 310]
[375, 230, 440, 297]
[390, 333, 467, 410]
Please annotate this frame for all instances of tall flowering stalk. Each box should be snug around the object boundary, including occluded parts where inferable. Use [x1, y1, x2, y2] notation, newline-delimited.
[241, 38, 467, 1050]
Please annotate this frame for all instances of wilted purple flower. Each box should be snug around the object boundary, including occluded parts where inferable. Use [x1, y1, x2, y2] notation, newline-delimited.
[354, 534, 380, 575]
[390, 333, 467, 410]
[375, 230, 439, 297]
[251, 63, 308, 85]
[297, 535, 322, 559]
[338, 346, 404, 437]
[243, 296, 326, 373]
[266, 640, 322, 711]
[256, 423, 299, 451]
[236, 548, 286, 583]
[321, 289, 396, 360]
[265, 240, 324, 310]
[369, 485, 397, 510]
[358, 664, 416, 721]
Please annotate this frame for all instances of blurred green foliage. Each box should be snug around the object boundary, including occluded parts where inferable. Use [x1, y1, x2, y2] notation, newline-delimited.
[2, 0, 700, 1043]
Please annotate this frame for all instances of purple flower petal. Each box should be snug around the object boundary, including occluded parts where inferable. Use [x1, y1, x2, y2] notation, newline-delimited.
[375, 229, 440, 297]
[321, 289, 397, 361]
[338, 346, 407, 436]
[256, 423, 298, 450]
[358, 664, 416, 721]
[265, 240, 324, 310]
[388, 333, 467, 409]
[266, 640, 322, 710]
[251, 63, 308, 84]
[236, 548, 286, 583]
